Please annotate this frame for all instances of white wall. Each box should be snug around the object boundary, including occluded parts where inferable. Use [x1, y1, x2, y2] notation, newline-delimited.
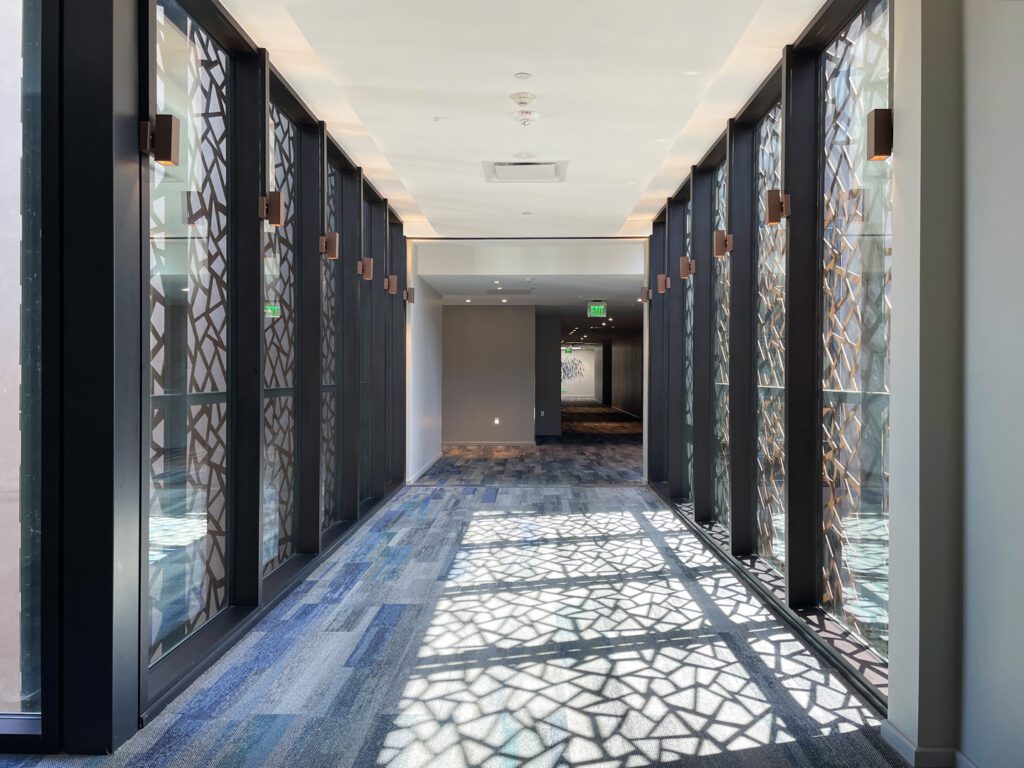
[0, 0, 23, 712]
[442, 306, 535, 444]
[405, 246, 443, 481]
[960, 2, 1024, 766]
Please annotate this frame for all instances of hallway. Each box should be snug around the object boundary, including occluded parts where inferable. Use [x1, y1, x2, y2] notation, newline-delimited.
[417, 404, 643, 486]
[9, 472, 901, 767]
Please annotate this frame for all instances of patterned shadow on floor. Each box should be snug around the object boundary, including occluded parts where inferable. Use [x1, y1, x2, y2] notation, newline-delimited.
[1, 485, 905, 767]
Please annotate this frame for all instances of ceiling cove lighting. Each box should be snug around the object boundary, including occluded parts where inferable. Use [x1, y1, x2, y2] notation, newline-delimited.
[139, 114, 180, 166]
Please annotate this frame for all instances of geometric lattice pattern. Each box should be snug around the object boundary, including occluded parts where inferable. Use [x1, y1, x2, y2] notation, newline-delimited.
[262, 102, 298, 576]
[147, 0, 230, 663]
[683, 200, 694, 500]
[321, 167, 340, 531]
[710, 162, 731, 531]
[819, 0, 892, 657]
[754, 103, 787, 574]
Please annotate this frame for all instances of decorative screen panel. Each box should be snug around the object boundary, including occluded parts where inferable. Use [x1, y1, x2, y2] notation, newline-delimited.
[262, 102, 298, 575]
[710, 163, 731, 530]
[147, 0, 230, 663]
[321, 167, 340, 531]
[819, 0, 891, 657]
[754, 103, 786, 573]
[683, 201, 694, 500]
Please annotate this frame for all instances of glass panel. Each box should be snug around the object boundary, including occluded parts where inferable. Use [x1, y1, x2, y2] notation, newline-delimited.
[754, 103, 786, 573]
[710, 162, 730, 530]
[147, 0, 230, 663]
[820, 0, 891, 657]
[683, 201, 694, 501]
[321, 167, 340, 530]
[262, 102, 297, 575]
[0, 0, 41, 714]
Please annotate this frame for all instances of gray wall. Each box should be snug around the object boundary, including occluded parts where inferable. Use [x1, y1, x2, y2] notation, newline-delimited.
[611, 334, 642, 418]
[960, 1, 1024, 765]
[535, 313, 561, 436]
[443, 306, 535, 444]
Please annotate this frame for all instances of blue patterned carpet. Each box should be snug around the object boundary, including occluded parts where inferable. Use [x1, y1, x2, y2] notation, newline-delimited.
[2, 481, 904, 767]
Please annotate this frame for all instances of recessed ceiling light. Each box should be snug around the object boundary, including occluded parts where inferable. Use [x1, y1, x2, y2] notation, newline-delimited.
[494, 280, 501, 284]
[602, 322, 607, 326]
[637, 297, 642, 302]
[514, 72, 532, 80]
[655, 138, 670, 143]
[465, 299, 471, 303]
[525, 278, 534, 283]
[497, 286, 503, 290]
[609, 318, 614, 322]
[501, 298, 508, 303]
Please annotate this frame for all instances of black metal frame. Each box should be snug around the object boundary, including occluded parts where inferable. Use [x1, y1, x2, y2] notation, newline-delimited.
[645, 0, 893, 717]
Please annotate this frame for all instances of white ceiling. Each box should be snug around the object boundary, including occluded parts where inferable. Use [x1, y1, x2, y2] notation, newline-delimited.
[220, 0, 826, 238]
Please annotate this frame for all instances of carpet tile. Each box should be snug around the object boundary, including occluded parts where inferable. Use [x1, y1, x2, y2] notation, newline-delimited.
[2, 479, 906, 767]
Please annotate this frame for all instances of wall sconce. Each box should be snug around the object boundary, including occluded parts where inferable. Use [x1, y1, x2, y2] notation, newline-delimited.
[357, 257, 374, 281]
[657, 273, 670, 294]
[639, 286, 652, 303]
[258, 192, 284, 227]
[680, 256, 696, 280]
[403, 287, 415, 304]
[713, 229, 733, 259]
[867, 108, 893, 160]
[139, 114, 181, 166]
[319, 231, 339, 260]
[766, 189, 791, 225]
[383, 275, 399, 295]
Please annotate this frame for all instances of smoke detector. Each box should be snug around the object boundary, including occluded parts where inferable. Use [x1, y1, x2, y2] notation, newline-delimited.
[513, 109, 540, 126]
[510, 92, 539, 125]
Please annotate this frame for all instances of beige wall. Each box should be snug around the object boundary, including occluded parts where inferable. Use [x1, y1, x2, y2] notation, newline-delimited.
[443, 306, 535, 444]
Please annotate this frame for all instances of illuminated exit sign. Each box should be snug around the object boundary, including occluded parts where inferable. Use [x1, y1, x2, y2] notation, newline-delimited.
[264, 302, 282, 318]
[587, 301, 607, 319]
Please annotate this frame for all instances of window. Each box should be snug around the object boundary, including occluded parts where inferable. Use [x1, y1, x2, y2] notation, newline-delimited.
[820, 0, 892, 656]
[710, 162, 730, 530]
[0, 0, 41, 715]
[146, 0, 231, 664]
[754, 103, 786, 572]
[262, 102, 298, 575]
[321, 166, 341, 530]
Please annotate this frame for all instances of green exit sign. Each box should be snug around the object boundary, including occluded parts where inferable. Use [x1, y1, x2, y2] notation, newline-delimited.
[264, 302, 282, 318]
[587, 302, 607, 319]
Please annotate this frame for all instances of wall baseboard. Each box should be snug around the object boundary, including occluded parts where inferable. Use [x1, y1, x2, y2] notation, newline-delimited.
[442, 441, 536, 447]
[406, 450, 442, 484]
[955, 752, 980, 768]
[881, 721, 957, 768]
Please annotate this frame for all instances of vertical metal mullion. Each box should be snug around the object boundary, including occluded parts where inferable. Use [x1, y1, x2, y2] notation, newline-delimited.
[228, 48, 268, 608]
[690, 167, 714, 525]
[295, 122, 321, 556]
[727, 121, 758, 557]
[369, 200, 388, 500]
[666, 193, 688, 500]
[388, 217, 406, 486]
[60, 0, 143, 751]
[338, 167, 362, 522]
[647, 215, 667, 485]
[781, 45, 821, 608]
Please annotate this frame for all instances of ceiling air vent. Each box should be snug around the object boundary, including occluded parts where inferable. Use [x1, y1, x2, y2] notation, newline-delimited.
[483, 161, 568, 183]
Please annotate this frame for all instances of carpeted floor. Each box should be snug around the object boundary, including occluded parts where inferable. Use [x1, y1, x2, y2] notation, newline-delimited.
[417, 404, 644, 486]
[3, 481, 905, 767]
